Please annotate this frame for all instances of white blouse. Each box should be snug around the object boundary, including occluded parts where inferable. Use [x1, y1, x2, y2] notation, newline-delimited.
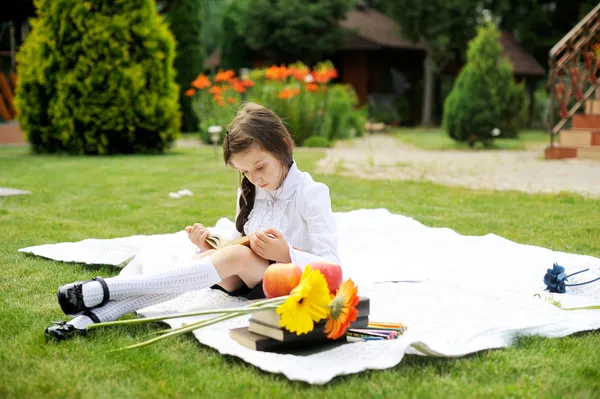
[233, 161, 341, 269]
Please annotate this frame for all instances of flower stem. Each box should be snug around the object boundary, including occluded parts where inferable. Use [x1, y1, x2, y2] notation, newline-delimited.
[560, 305, 600, 311]
[154, 308, 265, 336]
[88, 300, 284, 330]
[115, 312, 241, 351]
[565, 268, 590, 279]
[565, 276, 600, 287]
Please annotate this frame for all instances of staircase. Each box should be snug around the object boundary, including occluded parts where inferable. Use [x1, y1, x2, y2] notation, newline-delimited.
[545, 3, 600, 160]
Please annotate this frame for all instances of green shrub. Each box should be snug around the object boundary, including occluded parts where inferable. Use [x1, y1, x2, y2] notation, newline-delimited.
[349, 105, 367, 137]
[444, 63, 500, 145]
[15, 0, 180, 155]
[531, 85, 551, 130]
[321, 84, 359, 141]
[167, 0, 204, 133]
[302, 136, 331, 148]
[443, 22, 526, 145]
[494, 59, 529, 138]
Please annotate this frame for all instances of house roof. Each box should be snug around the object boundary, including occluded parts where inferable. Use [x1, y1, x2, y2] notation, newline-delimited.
[340, 8, 427, 50]
[342, 8, 545, 76]
[499, 32, 545, 76]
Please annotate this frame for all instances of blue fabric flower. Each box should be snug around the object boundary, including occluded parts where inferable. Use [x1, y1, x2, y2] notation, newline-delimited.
[544, 263, 568, 293]
[543, 263, 600, 294]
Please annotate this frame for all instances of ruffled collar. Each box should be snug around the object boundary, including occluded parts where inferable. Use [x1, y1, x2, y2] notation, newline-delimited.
[255, 161, 302, 202]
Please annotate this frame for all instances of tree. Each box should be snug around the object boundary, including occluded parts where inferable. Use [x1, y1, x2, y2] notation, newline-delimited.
[228, 0, 356, 64]
[15, 0, 180, 154]
[443, 22, 526, 145]
[378, 0, 482, 126]
[167, 0, 204, 132]
[219, 1, 253, 72]
[202, 0, 229, 58]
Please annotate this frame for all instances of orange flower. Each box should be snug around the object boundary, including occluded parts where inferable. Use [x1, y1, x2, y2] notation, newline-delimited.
[240, 79, 255, 87]
[231, 79, 246, 93]
[324, 279, 359, 340]
[313, 68, 338, 84]
[191, 74, 211, 89]
[213, 94, 223, 102]
[209, 86, 222, 95]
[266, 65, 290, 81]
[289, 62, 310, 82]
[278, 88, 300, 100]
[217, 100, 226, 107]
[215, 69, 236, 82]
[184, 88, 196, 97]
[305, 83, 318, 92]
[227, 97, 236, 104]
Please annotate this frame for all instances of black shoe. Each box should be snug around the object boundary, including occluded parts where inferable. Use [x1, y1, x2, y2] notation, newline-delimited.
[57, 276, 110, 315]
[44, 312, 100, 342]
[44, 321, 87, 342]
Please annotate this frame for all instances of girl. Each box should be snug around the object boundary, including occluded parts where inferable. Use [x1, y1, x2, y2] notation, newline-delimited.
[45, 102, 341, 341]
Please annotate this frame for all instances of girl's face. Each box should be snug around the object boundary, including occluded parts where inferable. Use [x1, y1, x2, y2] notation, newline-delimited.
[230, 146, 286, 192]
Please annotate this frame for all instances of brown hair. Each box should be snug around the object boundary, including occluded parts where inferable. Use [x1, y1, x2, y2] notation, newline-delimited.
[223, 102, 293, 234]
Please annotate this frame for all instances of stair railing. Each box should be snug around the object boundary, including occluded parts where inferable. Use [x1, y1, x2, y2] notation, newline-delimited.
[548, 3, 600, 146]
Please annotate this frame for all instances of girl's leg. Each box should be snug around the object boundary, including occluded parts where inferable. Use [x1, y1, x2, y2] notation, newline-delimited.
[78, 245, 268, 307]
[191, 249, 216, 261]
[192, 249, 246, 292]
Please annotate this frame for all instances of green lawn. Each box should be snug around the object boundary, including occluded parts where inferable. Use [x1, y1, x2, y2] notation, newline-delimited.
[394, 128, 550, 150]
[1, 144, 599, 398]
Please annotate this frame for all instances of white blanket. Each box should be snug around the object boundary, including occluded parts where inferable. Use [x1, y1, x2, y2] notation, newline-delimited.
[19, 209, 600, 384]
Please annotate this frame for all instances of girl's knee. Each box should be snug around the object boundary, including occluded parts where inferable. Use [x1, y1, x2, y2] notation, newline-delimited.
[222, 244, 258, 260]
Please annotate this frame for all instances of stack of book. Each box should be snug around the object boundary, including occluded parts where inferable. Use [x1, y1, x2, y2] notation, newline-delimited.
[229, 297, 370, 352]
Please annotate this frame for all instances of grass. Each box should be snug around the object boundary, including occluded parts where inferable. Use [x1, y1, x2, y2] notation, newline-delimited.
[394, 128, 550, 151]
[1, 144, 599, 398]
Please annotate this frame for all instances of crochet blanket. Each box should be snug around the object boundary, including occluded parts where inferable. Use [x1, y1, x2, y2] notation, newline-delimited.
[19, 209, 600, 384]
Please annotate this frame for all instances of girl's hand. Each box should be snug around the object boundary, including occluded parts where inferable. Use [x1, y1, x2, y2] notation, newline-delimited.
[185, 223, 212, 251]
[249, 228, 292, 263]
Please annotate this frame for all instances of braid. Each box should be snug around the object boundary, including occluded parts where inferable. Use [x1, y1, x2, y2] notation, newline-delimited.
[236, 176, 256, 235]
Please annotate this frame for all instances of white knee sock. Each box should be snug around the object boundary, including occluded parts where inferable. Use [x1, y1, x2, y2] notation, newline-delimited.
[69, 293, 181, 329]
[81, 257, 222, 307]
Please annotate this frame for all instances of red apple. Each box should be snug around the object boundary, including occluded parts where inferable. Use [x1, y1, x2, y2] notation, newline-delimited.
[310, 260, 343, 294]
[262, 263, 302, 299]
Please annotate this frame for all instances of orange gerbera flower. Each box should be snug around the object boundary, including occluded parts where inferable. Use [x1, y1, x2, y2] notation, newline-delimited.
[184, 88, 196, 97]
[226, 97, 236, 104]
[324, 279, 359, 339]
[213, 94, 223, 102]
[217, 100, 226, 107]
[209, 86, 222, 95]
[191, 74, 211, 89]
[240, 79, 255, 87]
[215, 69, 236, 82]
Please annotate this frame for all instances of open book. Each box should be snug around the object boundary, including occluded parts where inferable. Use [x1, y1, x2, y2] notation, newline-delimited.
[205, 234, 250, 250]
